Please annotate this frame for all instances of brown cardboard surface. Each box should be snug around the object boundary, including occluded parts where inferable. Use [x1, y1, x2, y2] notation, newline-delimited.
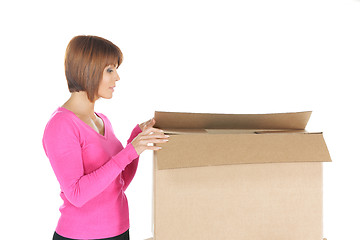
[154, 161, 323, 240]
[163, 128, 310, 134]
[155, 132, 331, 170]
[154, 110, 312, 129]
[151, 110, 331, 240]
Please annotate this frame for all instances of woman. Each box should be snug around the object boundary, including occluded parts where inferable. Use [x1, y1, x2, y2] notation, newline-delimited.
[42, 35, 170, 240]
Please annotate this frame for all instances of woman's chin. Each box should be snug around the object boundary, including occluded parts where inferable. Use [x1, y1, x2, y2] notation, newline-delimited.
[98, 93, 114, 100]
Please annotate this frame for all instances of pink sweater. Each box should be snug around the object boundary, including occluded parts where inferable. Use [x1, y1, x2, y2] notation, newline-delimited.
[42, 107, 142, 239]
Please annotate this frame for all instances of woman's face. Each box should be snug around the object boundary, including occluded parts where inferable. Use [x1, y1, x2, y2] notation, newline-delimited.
[97, 64, 120, 99]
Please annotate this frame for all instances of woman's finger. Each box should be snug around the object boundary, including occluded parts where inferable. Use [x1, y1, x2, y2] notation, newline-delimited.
[147, 145, 162, 150]
[143, 126, 163, 134]
[143, 119, 154, 130]
[144, 138, 169, 144]
[141, 133, 168, 139]
[135, 138, 168, 149]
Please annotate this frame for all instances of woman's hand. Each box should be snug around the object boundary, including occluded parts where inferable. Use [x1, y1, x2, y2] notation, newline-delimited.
[139, 118, 154, 132]
[132, 118, 169, 155]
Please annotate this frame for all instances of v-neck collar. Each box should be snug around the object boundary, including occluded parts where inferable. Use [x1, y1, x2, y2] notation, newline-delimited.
[57, 106, 107, 140]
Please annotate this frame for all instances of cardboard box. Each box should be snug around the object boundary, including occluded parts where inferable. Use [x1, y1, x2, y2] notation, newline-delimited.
[151, 110, 331, 240]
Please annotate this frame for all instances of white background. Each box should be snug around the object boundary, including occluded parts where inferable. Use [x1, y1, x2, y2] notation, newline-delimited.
[1, 0, 359, 239]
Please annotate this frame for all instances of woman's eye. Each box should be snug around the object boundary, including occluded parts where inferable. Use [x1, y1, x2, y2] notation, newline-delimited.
[107, 69, 113, 73]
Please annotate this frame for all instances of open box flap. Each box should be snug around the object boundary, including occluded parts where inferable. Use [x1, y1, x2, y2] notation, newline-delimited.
[154, 110, 312, 130]
[154, 132, 332, 170]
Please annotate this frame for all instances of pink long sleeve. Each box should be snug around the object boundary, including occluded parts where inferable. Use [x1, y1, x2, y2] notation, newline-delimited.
[122, 124, 142, 191]
[42, 107, 141, 239]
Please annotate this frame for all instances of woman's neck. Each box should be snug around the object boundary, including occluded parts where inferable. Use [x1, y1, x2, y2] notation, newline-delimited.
[62, 91, 97, 117]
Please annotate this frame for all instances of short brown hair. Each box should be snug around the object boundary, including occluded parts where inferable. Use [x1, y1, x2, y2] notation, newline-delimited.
[64, 35, 123, 102]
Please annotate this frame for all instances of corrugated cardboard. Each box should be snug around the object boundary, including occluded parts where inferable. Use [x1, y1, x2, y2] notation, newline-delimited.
[151, 111, 331, 240]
